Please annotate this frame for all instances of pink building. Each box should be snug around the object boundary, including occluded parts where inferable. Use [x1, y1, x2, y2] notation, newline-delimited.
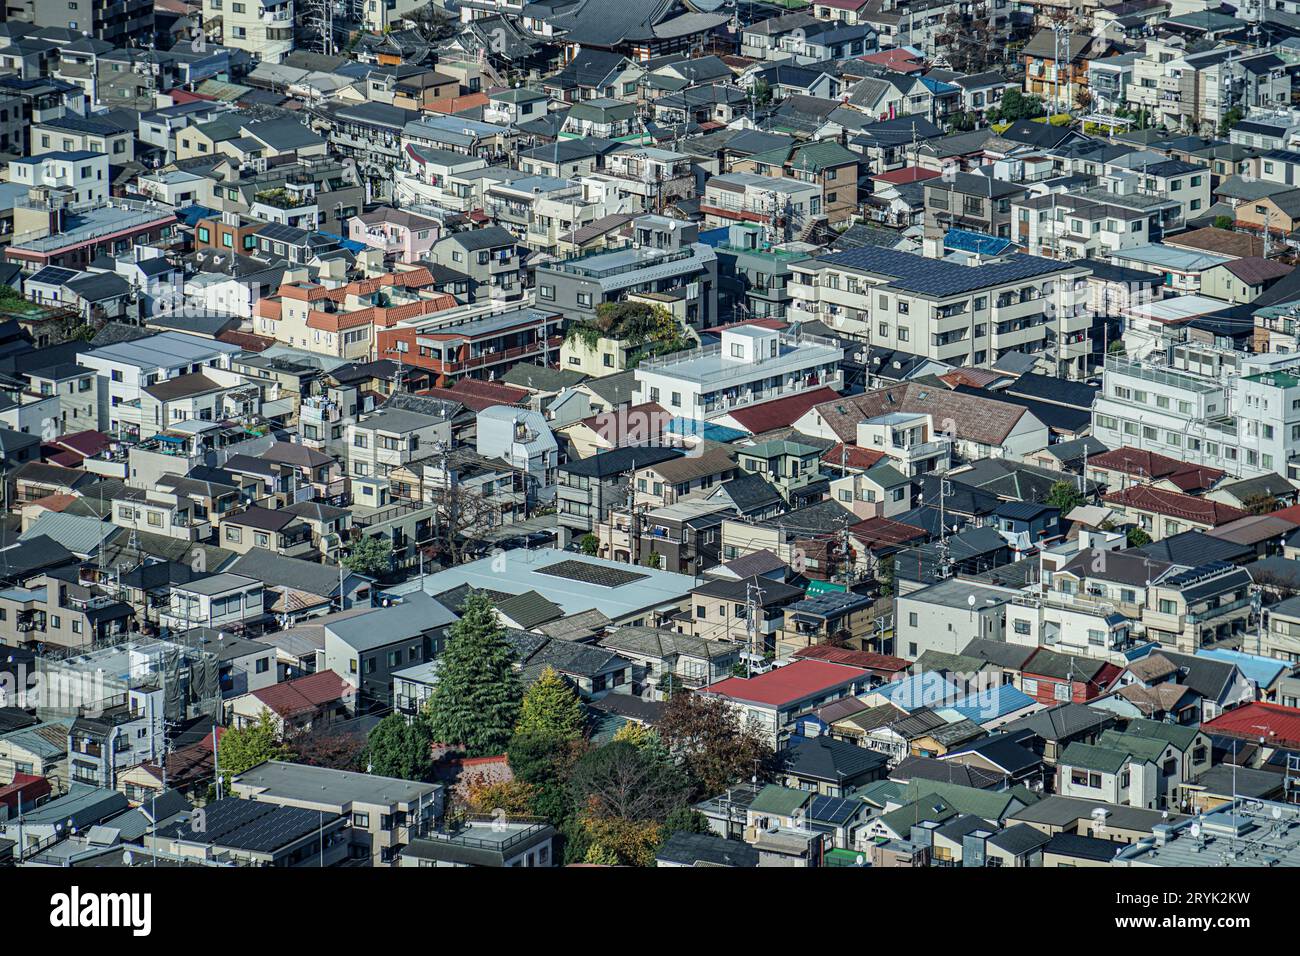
[348, 208, 442, 264]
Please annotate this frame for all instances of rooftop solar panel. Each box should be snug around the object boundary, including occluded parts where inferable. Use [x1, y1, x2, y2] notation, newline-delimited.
[535, 559, 649, 588]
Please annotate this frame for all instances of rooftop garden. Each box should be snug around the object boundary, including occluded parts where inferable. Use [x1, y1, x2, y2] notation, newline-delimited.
[563, 301, 692, 369]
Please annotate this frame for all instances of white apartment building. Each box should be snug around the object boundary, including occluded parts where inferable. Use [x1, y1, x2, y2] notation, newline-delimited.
[346, 407, 452, 481]
[701, 172, 823, 235]
[1012, 188, 1179, 261]
[632, 326, 843, 420]
[476, 406, 559, 506]
[787, 247, 1091, 378]
[7, 151, 109, 206]
[202, 0, 295, 64]
[76, 332, 244, 435]
[1092, 346, 1300, 480]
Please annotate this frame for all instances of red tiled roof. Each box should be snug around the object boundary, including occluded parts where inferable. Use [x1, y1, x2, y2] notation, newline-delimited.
[1204, 701, 1300, 750]
[1103, 485, 1248, 526]
[872, 167, 942, 186]
[217, 330, 277, 352]
[1088, 448, 1225, 488]
[55, 430, 110, 458]
[821, 442, 888, 471]
[939, 367, 1004, 389]
[793, 645, 910, 673]
[703, 659, 869, 707]
[250, 670, 353, 719]
[722, 386, 842, 434]
[418, 386, 504, 412]
[859, 49, 925, 72]
[850, 516, 928, 547]
[450, 378, 531, 405]
[1271, 503, 1300, 524]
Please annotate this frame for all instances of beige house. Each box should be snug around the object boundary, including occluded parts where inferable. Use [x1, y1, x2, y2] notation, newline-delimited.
[230, 761, 443, 866]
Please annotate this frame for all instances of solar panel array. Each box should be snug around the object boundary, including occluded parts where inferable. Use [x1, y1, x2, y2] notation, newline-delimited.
[535, 559, 650, 588]
[817, 246, 1072, 298]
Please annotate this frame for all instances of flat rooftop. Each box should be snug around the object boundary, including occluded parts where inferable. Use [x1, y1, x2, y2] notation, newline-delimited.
[389, 547, 696, 621]
[231, 760, 441, 808]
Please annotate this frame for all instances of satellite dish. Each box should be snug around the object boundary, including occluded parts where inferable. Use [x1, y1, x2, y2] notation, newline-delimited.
[1190, 823, 1202, 838]
[122, 850, 134, 866]
[855, 853, 865, 866]
[1273, 806, 1284, 820]
[967, 595, 976, 607]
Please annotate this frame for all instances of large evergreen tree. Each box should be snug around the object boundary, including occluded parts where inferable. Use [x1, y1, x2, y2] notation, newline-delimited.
[515, 666, 585, 742]
[365, 713, 433, 781]
[425, 590, 521, 756]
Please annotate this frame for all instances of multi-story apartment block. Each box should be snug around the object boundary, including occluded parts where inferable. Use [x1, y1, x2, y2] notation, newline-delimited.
[787, 247, 1091, 378]
[376, 305, 564, 384]
[347, 408, 453, 482]
[201, 0, 295, 64]
[701, 173, 824, 238]
[1012, 188, 1180, 261]
[1093, 348, 1300, 480]
[534, 215, 719, 329]
[632, 325, 843, 421]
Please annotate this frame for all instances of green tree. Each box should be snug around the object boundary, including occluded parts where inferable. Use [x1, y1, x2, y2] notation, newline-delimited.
[1213, 215, 1234, 230]
[217, 709, 288, 787]
[584, 841, 623, 865]
[1107, 338, 1127, 357]
[425, 591, 521, 756]
[364, 713, 433, 780]
[341, 535, 390, 577]
[579, 534, 600, 556]
[1126, 526, 1152, 548]
[645, 550, 662, 570]
[1219, 106, 1244, 138]
[991, 88, 1044, 123]
[515, 666, 586, 742]
[662, 806, 710, 841]
[1046, 480, 1085, 513]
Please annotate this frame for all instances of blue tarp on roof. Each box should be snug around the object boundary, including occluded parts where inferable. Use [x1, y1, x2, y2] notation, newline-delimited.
[666, 417, 747, 443]
[945, 228, 1013, 257]
[174, 204, 220, 227]
[698, 226, 732, 248]
[316, 230, 365, 253]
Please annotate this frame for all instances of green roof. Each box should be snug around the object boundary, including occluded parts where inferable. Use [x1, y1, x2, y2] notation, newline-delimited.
[1097, 729, 1170, 764]
[1059, 741, 1132, 774]
[749, 784, 812, 817]
[741, 440, 822, 460]
[852, 778, 905, 808]
[878, 797, 956, 838]
[900, 779, 1025, 822]
[1125, 718, 1201, 752]
[1243, 371, 1300, 389]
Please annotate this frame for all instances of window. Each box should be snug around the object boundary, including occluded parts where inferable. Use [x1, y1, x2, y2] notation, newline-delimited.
[1013, 620, 1031, 635]
[1053, 682, 1071, 701]
[255, 658, 269, 674]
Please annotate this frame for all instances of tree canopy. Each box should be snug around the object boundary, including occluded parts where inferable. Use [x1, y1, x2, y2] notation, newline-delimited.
[515, 666, 586, 742]
[425, 591, 522, 756]
[365, 713, 433, 781]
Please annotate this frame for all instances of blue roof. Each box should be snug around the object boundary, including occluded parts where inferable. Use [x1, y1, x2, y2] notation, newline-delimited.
[175, 204, 220, 227]
[1195, 648, 1289, 688]
[945, 684, 1037, 723]
[698, 226, 732, 247]
[316, 230, 365, 253]
[945, 228, 1013, 257]
[666, 417, 747, 443]
[878, 672, 959, 712]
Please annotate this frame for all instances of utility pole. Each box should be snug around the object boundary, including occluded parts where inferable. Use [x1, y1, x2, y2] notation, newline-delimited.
[744, 580, 766, 676]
